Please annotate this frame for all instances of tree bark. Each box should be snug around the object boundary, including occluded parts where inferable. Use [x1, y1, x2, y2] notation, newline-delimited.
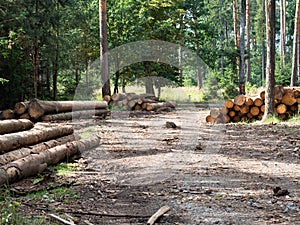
[0, 109, 15, 120]
[15, 102, 29, 115]
[0, 119, 34, 135]
[291, 0, 300, 86]
[0, 135, 75, 166]
[280, 0, 286, 68]
[0, 136, 99, 185]
[0, 124, 74, 154]
[246, 0, 251, 82]
[28, 99, 108, 119]
[239, 0, 246, 94]
[263, 0, 276, 120]
[99, 0, 111, 97]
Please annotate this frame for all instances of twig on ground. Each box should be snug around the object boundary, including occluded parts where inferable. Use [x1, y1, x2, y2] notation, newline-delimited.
[147, 205, 170, 225]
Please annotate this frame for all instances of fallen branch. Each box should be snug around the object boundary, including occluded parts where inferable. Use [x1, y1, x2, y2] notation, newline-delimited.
[48, 214, 75, 225]
[147, 205, 170, 225]
[42, 109, 110, 121]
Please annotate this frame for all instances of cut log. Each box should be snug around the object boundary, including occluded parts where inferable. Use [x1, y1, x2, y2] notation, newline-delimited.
[0, 119, 34, 135]
[19, 113, 31, 120]
[228, 110, 236, 118]
[206, 115, 213, 123]
[0, 124, 74, 154]
[14, 102, 29, 115]
[146, 102, 176, 111]
[245, 98, 254, 106]
[128, 100, 138, 109]
[281, 92, 297, 106]
[137, 98, 157, 105]
[232, 115, 241, 122]
[250, 106, 260, 116]
[220, 107, 229, 115]
[260, 104, 265, 113]
[240, 105, 250, 114]
[41, 109, 110, 121]
[260, 91, 265, 100]
[234, 95, 246, 106]
[233, 104, 240, 112]
[253, 98, 263, 107]
[0, 136, 99, 185]
[135, 104, 142, 111]
[0, 109, 15, 120]
[28, 99, 108, 120]
[224, 100, 234, 109]
[0, 135, 75, 166]
[103, 95, 111, 103]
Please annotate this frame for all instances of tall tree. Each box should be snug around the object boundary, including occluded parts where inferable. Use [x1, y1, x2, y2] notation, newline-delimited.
[263, 0, 276, 120]
[291, 0, 300, 86]
[99, 0, 111, 97]
[239, 0, 246, 94]
[280, 0, 286, 68]
[245, 0, 251, 82]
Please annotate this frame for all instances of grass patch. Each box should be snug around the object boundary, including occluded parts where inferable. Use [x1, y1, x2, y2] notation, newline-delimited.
[50, 162, 78, 176]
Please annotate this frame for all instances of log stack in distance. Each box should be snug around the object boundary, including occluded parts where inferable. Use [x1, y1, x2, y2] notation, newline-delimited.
[206, 86, 300, 123]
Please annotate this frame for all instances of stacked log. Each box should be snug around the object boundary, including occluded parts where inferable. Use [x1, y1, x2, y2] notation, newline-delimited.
[109, 93, 176, 112]
[0, 99, 109, 122]
[0, 121, 99, 185]
[206, 86, 300, 123]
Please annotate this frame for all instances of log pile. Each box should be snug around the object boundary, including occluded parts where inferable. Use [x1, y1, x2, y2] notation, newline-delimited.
[0, 119, 100, 186]
[206, 86, 300, 123]
[106, 93, 176, 112]
[0, 99, 110, 122]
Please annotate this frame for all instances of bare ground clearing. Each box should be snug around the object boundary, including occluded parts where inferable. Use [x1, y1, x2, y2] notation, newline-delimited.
[6, 108, 300, 224]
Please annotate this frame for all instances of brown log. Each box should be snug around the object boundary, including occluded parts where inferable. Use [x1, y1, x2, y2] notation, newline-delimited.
[206, 115, 213, 123]
[128, 100, 138, 109]
[294, 90, 300, 98]
[297, 98, 300, 104]
[14, 102, 29, 115]
[260, 91, 265, 100]
[250, 106, 260, 116]
[240, 105, 250, 114]
[103, 95, 111, 103]
[111, 93, 126, 101]
[0, 124, 74, 154]
[260, 104, 265, 113]
[290, 104, 298, 112]
[135, 104, 142, 111]
[210, 108, 220, 119]
[233, 104, 240, 112]
[0, 136, 99, 185]
[234, 95, 246, 106]
[278, 113, 288, 120]
[0, 119, 34, 135]
[228, 110, 236, 118]
[232, 116, 241, 122]
[19, 113, 31, 120]
[224, 100, 234, 109]
[137, 98, 157, 105]
[28, 99, 108, 120]
[0, 134, 75, 166]
[253, 98, 263, 107]
[276, 104, 287, 114]
[220, 107, 229, 115]
[41, 109, 110, 121]
[0, 109, 15, 120]
[245, 98, 254, 106]
[257, 113, 264, 120]
[146, 102, 176, 111]
[281, 92, 297, 106]
[247, 112, 254, 118]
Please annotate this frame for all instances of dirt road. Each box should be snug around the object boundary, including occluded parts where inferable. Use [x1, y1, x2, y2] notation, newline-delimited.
[13, 108, 300, 224]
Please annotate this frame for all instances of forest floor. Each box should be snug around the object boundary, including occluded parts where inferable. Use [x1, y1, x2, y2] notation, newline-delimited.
[7, 107, 300, 225]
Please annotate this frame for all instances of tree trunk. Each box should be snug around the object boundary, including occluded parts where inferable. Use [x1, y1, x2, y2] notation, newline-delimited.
[0, 134, 75, 166]
[261, 39, 265, 87]
[0, 124, 73, 154]
[0, 119, 34, 135]
[0, 136, 99, 185]
[99, 0, 111, 97]
[263, 0, 276, 120]
[0, 109, 15, 120]
[28, 99, 108, 119]
[291, 0, 300, 86]
[239, 0, 246, 94]
[246, 0, 251, 82]
[144, 62, 155, 95]
[280, 0, 286, 68]
[233, 0, 240, 48]
[113, 53, 120, 94]
[41, 109, 110, 121]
